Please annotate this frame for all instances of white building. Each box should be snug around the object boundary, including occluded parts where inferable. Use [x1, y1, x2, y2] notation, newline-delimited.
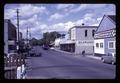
[60, 26, 97, 55]
[94, 15, 116, 57]
[54, 38, 61, 47]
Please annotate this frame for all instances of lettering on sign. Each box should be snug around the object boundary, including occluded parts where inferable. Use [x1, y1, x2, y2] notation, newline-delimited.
[77, 40, 94, 46]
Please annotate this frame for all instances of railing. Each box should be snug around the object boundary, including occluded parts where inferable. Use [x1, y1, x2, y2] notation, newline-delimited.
[4, 54, 26, 79]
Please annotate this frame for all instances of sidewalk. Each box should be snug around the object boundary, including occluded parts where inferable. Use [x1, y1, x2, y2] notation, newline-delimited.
[53, 48, 101, 60]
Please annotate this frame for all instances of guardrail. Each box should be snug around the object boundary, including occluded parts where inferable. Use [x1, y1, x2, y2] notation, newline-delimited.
[4, 54, 26, 79]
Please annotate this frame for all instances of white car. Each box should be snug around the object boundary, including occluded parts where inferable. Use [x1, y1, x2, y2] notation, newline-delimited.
[101, 53, 116, 65]
[7, 53, 18, 57]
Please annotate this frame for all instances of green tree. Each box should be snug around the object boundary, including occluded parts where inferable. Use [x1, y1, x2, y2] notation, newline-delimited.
[42, 31, 62, 45]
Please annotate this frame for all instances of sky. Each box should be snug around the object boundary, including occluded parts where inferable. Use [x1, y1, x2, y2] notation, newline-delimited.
[4, 4, 115, 39]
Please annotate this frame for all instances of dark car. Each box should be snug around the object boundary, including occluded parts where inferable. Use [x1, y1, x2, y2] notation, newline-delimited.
[29, 49, 42, 57]
[42, 45, 49, 50]
[35, 52, 42, 57]
[29, 50, 35, 57]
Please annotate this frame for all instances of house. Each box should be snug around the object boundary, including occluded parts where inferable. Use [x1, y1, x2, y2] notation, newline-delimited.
[4, 19, 17, 54]
[94, 15, 116, 57]
[60, 25, 97, 54]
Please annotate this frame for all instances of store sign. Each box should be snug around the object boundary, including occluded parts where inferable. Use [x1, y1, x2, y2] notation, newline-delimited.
[77, 40, 94, 46]
[95, 29, 116, 39]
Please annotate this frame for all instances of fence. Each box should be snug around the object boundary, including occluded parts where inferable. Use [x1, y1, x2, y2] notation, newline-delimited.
[4, 54, 26, 79]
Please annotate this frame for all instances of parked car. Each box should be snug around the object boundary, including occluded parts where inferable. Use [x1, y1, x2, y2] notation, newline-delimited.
[29, 49, 42, 57]
[101, 53, 116, 65]
[35, 52, 42, 57]
[7, 53, 18, 57]
[29, 49, 36, 57]
[42, 45, 49, 50]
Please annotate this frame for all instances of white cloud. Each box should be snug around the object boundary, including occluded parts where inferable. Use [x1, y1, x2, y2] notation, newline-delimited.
[64, 21, 75, 31]
[75, 19, 84, 26]
[69, 4, 108, 14]
[57, 4, 74, 9]
[75, 13, 102, 26]
[4, 4, 48, 19]
[4, 9, 16, 19]
[4, 4, 115, 39]
[49, 13, 67, 21]
[70, 4, 88, 13]
[19, 4, 48, 18]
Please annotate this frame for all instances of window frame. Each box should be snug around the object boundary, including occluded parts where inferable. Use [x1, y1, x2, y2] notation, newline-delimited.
[100, 43, 103, 48]
[108, 41, 115, 49]
[96, 43, 99, 48]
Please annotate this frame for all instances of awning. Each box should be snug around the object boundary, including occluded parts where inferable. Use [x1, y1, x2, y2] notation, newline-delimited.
[60, 40, 75, 44]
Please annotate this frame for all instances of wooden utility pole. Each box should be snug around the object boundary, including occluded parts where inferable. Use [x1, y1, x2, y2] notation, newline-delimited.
[26, 27, 29, 47]
[16, 9, 19, 51]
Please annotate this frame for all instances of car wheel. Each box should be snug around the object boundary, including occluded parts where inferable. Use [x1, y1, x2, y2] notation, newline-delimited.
[111, 61, 114, 65]
[102, 58, 105, 63]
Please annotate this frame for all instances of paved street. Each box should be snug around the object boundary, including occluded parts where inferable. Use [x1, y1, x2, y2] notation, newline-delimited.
[25, 46, 115, 79]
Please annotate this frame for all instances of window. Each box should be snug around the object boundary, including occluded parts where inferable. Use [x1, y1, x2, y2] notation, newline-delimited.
[85, 30, 87, 37]
[108, 41, 115, 49]
[96, 43, 99, 48]
[100, 43, 103, 48]
[92, 30, 95, 37]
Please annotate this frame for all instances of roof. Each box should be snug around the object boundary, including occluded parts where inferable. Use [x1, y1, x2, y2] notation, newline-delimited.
[72, 26, 97, 28]
[107, 15, 115, 24]
[69, 26, 97, 31]
[60, 40, 75, 44]
[95, 15, 116, 33]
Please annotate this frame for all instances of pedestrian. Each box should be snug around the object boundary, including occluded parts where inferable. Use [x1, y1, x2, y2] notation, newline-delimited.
[82, 50, 85, 57]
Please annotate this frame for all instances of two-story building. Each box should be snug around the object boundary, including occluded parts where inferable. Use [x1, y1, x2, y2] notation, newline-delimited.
[94, 15, 116, 57]
[60, 25, 97, 55]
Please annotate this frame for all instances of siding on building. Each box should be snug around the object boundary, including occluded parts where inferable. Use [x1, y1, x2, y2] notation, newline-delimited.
[104, 37, 116, 56]
[4, 19, 17, 54]
[4, 20, 9, 54]
[69, 26, 97, 54]
[70, 28, 76, 40]
[94, 39, 105, 54]
[94, 15, 116, 56]
[95, 15, 115, 33]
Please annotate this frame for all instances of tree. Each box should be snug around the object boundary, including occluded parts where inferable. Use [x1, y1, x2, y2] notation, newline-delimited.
[42, 31, 62, 45]
[30, 38, 38, 46]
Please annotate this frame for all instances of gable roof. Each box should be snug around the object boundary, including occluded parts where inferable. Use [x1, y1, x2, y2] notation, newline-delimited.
[95, 15, 116, 33]
[107, 15, 115, 24]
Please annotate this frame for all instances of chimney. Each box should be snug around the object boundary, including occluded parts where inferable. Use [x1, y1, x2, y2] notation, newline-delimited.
[82, 23, 85, 26]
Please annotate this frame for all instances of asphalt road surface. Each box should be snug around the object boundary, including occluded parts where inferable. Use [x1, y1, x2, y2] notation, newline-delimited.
[25, 46, 115, 79]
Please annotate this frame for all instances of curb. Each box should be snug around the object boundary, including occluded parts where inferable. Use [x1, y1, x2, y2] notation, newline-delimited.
[86, 56, 101, 60]
[53, 48, 75, 55]
[53, 48, 101, 60]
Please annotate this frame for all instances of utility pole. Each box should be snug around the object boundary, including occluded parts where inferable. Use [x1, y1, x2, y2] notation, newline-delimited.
[29, 28, 32, 49]
[26, 26, 29, 56]
[16, 9, 19, 51]
[26, 27, 29, 47]
[29, 28, 31, 40]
